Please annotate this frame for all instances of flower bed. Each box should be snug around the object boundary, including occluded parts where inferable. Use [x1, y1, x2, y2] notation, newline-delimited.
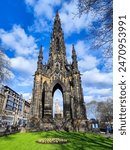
[36, 138, 69, 144]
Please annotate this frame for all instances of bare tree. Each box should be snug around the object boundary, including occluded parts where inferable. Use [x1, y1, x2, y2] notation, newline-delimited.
[97, 98, 113, 124]
[86, 98, 113, 124]
[78, 0, 113, 59]
[86, 100, 98, 119]
[0, 50, 11, 83]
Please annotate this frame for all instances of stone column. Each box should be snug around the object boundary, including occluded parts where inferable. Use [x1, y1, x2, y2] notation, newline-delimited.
[64, 91, 71, 119]
[44, 90, 53, 119]
[70, 95, 74, 119]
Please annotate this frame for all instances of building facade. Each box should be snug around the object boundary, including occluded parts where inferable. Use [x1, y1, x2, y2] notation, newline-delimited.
[30, 12, 87, 131]
[0, 85, 30, 126]
[22, 100, 31, 125]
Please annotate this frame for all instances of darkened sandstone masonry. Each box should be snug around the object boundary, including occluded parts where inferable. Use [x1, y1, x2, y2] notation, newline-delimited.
[29, 11, 87, 131]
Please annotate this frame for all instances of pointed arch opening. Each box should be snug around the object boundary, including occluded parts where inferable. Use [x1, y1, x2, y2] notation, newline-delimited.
[42, 81, 47, 118]
[52, 83, 63, 119]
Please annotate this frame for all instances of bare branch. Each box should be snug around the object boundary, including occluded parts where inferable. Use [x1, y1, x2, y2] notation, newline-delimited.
[0, 49, 12, 83]
[77, 0, 113, 60]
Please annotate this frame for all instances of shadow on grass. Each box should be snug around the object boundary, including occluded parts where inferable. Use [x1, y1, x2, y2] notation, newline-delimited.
[39, 131, 113, 150]
[0, 135, 16, 141]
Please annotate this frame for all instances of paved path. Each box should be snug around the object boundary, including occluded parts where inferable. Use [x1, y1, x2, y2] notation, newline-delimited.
[100, 132, 113, 138]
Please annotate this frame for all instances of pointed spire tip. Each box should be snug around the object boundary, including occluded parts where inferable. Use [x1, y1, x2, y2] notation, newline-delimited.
[56, 9, 59, 14]
[39, 45, 42, 53]
[55, 9, 60, 20]
[39, 45, 43, 59]
[72, 44, 75, 52]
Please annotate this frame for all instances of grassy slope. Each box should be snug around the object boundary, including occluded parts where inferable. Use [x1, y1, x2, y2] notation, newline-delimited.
[0, 131, 113, 150]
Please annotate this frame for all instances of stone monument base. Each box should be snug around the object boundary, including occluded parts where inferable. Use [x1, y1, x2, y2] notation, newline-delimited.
[28, 116, 88, 132]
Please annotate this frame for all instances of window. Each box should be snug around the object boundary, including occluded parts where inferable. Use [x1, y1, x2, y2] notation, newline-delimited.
[6, 105, 13, 111]
[7, 100, 13, 107]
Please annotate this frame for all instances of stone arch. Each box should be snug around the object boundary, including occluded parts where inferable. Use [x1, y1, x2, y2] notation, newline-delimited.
[51, 80, 66, 93]
[52, 83, 63, 96]
[50, 80, 72, 119]
[52, 83, 64, 118]
[51, 80, 65, 118]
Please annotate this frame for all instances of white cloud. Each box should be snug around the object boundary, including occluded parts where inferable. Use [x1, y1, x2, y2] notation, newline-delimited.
[75, 41, 87, 57]
[84, 87, 112, 96]
[82, 68, 113, 87]
[25, 0, 35, 6]
[25, 0, 97, 35]
[25, 0, 61, 18]
[66, 40, 99, 71]
[16, 76, 33, 87]
[59, 0, 96, 35]
[84, 95, 94, 103]
[25, 0, 61, 32]
[78, 55, 98, 71]
[22, 92, 32, 100]
[0, 25, 38, 56]
[66, 40, 87, 58]
[0, 25, 39, 76]
[10, 56, 37, 74]
[28, 18, 50, 32]
[84, 95, 112, 104]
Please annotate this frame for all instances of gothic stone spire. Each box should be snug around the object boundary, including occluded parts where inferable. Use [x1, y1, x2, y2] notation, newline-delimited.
[50, 11, 66, 53]
[53, 10, 62, 36]
[48, 11, 67, 67]
[37, 45, 43, 73]
[72, 44, 78, 72]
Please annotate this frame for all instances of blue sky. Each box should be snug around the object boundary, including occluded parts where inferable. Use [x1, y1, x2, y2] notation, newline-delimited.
[0, 0, 112, 115]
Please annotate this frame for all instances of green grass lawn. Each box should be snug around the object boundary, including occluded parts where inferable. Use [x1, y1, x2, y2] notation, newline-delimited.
[0, 131, 113, 150]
